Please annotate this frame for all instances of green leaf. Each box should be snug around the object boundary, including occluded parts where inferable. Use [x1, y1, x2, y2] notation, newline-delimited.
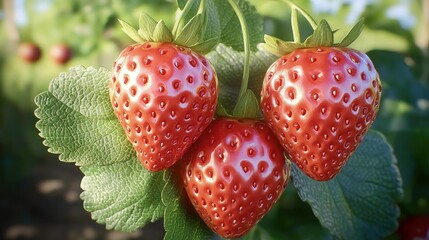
[241, 225, 272, 240]
[214, 0, 263, 51]
[368, 50, 429, 135]
[338, 18, 365, 47]
[162, 170, 213, 240]
[175, 14, 204, 47]
[292, 130, 403, 240]
[153, 20, 174, 43]
[199, 0, 222, 45]
[138, 12, 158, 42]
[215, 103, 232, 117]
[118, 19, 145, 43]
[206, 44, 277, 113]
[202, 0, 264, 51]
[189, 37, 220, 55]
[232, 89, 260, 119]
[35, 66, 167, 232]
[174, 0, 262, 52]
[81, 159, 165, 232]
[34, 66, 134, 166]
[304, 19, 334, 47]
[367, 50, 429, 203]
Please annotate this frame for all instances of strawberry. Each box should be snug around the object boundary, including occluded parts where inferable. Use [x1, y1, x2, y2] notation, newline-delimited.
[109, 12, 219, 171]
[18, 42, 42, 63]
[180, 118, 290, 238]
[50, 43, 72, 65]
[261, 19, 381, 181]
[397, 215, 429, 240]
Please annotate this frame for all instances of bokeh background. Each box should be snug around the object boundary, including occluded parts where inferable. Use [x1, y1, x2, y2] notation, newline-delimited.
[0, 0, 428, 239]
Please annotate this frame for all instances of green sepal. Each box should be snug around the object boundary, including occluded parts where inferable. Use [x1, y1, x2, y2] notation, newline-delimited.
[118, 0, 218, 54]
[337, 18, 365, 47]
[138, 12, 158, 42]
[175, 14, 204, 48]
[153, 20, 174, 43]
[215, 102, 232, 118]
[119, 13, 180, 44]
[262, 35, 304, 56]
[263, 6, 365, 57]
[176, 0, 187, 10]
[304, 19, 334, 47]
[118, 19, 145, 43]
[232, 89, 260, 119]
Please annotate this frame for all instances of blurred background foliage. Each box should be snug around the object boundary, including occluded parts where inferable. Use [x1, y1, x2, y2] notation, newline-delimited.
[0, 0, 428, 239]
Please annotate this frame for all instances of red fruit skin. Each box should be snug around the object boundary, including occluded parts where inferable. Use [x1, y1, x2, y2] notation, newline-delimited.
[18, 43, 41, 63]
[261, 47, 382, 181]
[397, 215, 429, 240]
[180, 118, 290, 238]
[110, 42, 218, 171]
[50, 44, 72, 64]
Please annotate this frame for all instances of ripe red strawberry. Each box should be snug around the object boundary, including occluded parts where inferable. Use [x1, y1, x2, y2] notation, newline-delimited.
[180, 118, 290, 238]
[261, 47, 381, 181]
[109, 10, 219, 171]
[261, 19, 381, 181]
[110, 42, 218, 171]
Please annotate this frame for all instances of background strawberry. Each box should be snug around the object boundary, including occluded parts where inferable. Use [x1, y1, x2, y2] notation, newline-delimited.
[180, 118, 290, 238]
[397, 215, 429, 240]
[18, 42, 42, 63]
[261, 19, 381, 181]
[109, 12, 219, 171]
[50, 43, 72, 64]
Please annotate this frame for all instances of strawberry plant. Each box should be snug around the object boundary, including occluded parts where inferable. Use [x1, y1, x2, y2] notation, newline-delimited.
[33, 0, 403, 239]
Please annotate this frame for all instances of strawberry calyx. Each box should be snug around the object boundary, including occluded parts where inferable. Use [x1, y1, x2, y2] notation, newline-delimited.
[118, 0, 218, 54]
[262, 1, 365, 57]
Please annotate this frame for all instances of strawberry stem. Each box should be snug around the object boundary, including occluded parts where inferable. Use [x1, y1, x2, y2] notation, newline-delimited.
[284, 0, 318, 30]
[227, 0, 250, 101]
[291, 7, 301, 43]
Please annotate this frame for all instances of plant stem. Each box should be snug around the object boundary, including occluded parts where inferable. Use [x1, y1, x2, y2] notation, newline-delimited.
[284, 0, 318, 30]
[227, 0, 251, 100]
[291, 7, 301, 43]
